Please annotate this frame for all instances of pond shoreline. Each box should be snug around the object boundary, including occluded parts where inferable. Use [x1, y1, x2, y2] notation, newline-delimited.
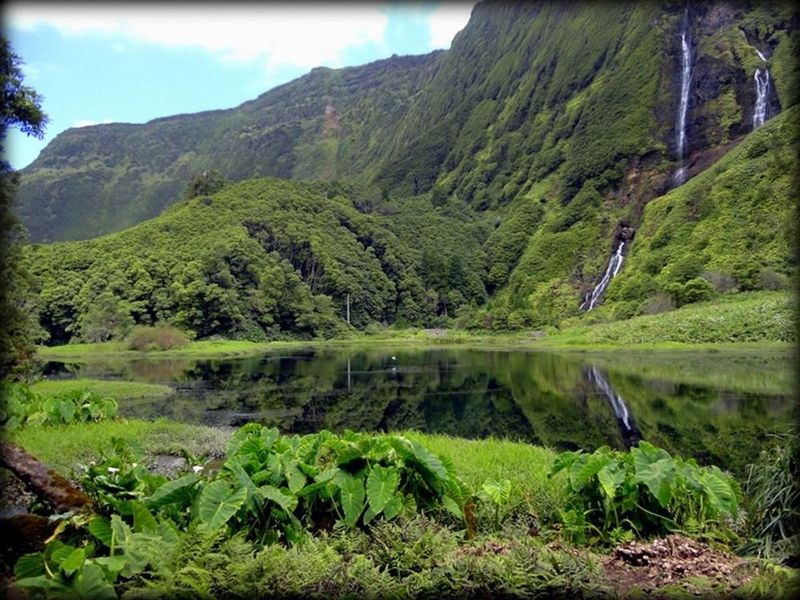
[36, 335, 793, 362]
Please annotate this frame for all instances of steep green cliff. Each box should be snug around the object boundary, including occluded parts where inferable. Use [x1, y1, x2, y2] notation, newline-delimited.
[17, 0, 799, 341]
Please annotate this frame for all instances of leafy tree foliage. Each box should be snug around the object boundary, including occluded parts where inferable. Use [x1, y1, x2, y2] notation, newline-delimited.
[0, 37, 46, 377]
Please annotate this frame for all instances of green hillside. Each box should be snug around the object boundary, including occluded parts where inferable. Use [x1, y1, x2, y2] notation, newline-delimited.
[15, 1, 799, 244]
[26, 179, 489, 343]
[15, 53, 440, 242]
[16, 0, 800, 343]
[26, 106, 797, 344]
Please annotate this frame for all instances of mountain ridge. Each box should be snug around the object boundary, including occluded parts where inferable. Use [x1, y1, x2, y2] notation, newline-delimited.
[14, 0, 799, 341]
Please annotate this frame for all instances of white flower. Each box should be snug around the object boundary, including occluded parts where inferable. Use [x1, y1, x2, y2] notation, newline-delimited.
[107, 467, 120, 474]
[192, 465, 204, 473]
[132, 463, 138, 468]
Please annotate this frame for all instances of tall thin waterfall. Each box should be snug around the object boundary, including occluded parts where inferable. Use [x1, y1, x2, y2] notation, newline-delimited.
[582, 240, 625, 311]
[674, 13, 692, 185]
[753, 50, 770, 129]
[587, 366, 641, 449]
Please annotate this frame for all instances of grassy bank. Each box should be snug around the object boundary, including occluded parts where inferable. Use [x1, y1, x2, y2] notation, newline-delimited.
[30, 378, 173, 401]
[10, 419, 231, 474]
[541, 291, 794, 348]
[10, 420, 563, 514]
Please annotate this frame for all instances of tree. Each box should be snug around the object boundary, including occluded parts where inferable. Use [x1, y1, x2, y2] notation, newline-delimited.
[77, 292, 135, 343]
[1, 37, 47, 378]
[184, 169, 227, 199]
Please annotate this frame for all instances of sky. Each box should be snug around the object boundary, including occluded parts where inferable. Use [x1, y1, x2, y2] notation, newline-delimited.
[2, 2, 475, 170]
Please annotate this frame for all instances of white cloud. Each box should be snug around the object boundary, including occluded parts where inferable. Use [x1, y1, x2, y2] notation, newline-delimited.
[5, 3, 389, 70]
[427, 2, 474, 49]
[72, 118, 113, 128]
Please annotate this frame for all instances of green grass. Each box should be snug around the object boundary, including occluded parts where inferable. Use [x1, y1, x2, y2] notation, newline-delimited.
[10, 420, 563, 515]
[10, 419, 230, 474]
[36, 340, 281, 361]
[402, 431, 564, 518]
[542, 292, 795, 347]
[30, 378, 173, 401]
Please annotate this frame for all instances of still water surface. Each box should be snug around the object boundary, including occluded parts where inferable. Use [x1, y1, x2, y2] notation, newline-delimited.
[42, 347, 794, 474]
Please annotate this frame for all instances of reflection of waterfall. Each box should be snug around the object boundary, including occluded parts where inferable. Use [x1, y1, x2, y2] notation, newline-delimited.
[674, 11, 692, 185]
[582, 241, 625, 311]
[753, 50, 771, 129]
[587, 366, 642, 449]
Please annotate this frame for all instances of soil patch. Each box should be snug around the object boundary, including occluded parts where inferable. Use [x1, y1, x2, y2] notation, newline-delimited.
[604, 534, 754, 596]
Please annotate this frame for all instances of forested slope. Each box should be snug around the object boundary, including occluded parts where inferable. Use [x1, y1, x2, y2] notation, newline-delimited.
[17, 0, 799, 342]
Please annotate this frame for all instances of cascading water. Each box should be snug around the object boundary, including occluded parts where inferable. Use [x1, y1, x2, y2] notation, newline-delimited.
[674, 12, 692, 185]
[587, 366, 642, 449]
[582, 240, 625, 311]
[753, 50, 771, 129]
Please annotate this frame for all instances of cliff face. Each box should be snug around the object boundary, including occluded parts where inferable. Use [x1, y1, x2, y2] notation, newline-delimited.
[15, 1, 798, 244]
[15, 53, 441, 242]
[14, 0, 799, 339]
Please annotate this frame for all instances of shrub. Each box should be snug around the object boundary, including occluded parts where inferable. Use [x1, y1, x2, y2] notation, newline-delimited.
[757, 268, 790, 291]
[548, 442, 740, 544]
[127, 324, 190, 351]
[665, 277, 715, 307]
[701, 270, 737, 294]
[640, 292, 674, 315]
[0, 382, 117, 431]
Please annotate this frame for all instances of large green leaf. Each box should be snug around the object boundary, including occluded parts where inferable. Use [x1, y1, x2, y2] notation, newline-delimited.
[366, 465, 400, 515]
[259, 485, 298, 513]
[442, 494, 463, 519]
[336, 472, 365, 527]
[568, 453, 611, 492]
[225, 455, 260, 513]
[147, 473, 201, 509]
[283, 458, 307, 493]
[700, 467, 738, 515]
[59, 548, 86, 576]
[631, 442, 671, 468]
[198, 480, 247, 532]
[549, 450, 581, 477]
[110, 516, 149, 577]
[13, 553, 45, 579]
[131, 501, 158, 534]
[633, 457, 676, 508]
[88, 517, 113, 547]
[72, 562, 117, 600]
[481, 479, 512, 505]
[383, 493, 404, 521]
[596, 462, 625, 500]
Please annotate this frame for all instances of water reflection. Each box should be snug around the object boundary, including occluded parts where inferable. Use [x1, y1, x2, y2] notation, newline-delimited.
[586, 366, 642, 449]
[40, 347, 793, 474]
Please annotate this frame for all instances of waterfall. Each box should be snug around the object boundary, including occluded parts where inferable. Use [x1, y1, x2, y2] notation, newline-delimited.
[582, 240, 625, 311]
[753, 50, 770, 129]
[674, 13, 692, 185]
[587, 366, 642, 449]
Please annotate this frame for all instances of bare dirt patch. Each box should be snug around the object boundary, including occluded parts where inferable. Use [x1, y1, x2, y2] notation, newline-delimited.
[604, 534, 755, 596]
